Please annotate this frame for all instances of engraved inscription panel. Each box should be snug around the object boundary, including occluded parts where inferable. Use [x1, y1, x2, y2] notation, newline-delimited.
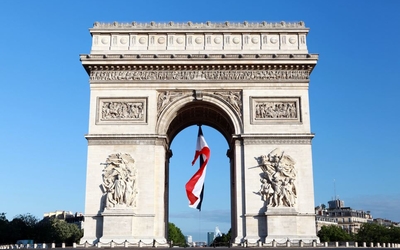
[251, 97, 301, 124]
[97, 98, 147, 124]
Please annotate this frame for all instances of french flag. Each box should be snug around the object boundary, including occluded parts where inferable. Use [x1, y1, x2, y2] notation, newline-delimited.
[185, 126, 210, 210]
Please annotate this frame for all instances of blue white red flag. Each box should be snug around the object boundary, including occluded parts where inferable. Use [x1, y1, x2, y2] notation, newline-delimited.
[185, 126, 210, 210]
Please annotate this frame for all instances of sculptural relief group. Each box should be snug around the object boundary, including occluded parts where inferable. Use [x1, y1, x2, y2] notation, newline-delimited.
[257, 148, 297, 207]
[101, 153, 138, 210]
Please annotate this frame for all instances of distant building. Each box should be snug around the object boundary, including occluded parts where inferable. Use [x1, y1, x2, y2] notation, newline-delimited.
[44, 210, 74, 220]
[315, 212, 338, 233]
[207, 232, 215, 246]
[315, 199, 372, 234]
[193, 241, 206, 247]
[185, 235, 193, 247]
[373, 218, 398, 227]
[44, 211, 84, 229]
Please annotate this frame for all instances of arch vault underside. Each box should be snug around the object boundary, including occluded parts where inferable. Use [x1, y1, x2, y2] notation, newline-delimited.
[80, 21, 319, 245]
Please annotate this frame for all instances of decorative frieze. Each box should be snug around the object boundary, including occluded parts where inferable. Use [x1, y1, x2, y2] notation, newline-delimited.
[97, 98, 147, 124]
[90, 69, 310, 82]
[251, 97, 301, 124]
[93, 21, 306, 29]
[90, 21, 309, 53]
[85, 135, 167, 146]
[242, 136, 313, 145]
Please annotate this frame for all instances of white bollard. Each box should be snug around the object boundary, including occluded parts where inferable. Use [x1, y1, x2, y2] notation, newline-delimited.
[335, 242, 339, 247]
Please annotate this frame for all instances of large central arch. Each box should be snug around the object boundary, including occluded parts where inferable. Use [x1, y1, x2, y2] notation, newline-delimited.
[80, 21, 319, 245]
[159, 93, 240, 142]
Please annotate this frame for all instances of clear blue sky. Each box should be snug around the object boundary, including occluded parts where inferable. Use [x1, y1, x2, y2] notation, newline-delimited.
[1, 0, 399, 242]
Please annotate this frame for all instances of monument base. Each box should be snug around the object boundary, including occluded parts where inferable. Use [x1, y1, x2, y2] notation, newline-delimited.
[264, 207, 318, 243]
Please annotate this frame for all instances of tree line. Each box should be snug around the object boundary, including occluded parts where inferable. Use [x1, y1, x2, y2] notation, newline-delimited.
[3, 212, 397, 246]
[318, 224, 400, 244]
[0, 213, 82, 246]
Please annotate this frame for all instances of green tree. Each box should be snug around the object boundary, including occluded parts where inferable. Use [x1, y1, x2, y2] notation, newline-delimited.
[34, 217, 53, 243]
[34, 217, 82, 245]
[9, 214, 39, 243]
[356, 223, 391, 244]
[168, 222, 186, 246]
[317, 225, 352, 242]
[388, 226, 400, 244]
[213, 228, 231, 246]
[0, 213, 10, 244]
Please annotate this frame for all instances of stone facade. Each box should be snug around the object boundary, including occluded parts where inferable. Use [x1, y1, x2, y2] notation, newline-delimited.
[80, 21, 319, 244]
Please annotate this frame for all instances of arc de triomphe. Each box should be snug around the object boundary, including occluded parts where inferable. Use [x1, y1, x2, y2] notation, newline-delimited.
[80, 21, 319, 245]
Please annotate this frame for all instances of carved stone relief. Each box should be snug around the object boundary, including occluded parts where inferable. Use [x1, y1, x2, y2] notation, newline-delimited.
[213, 91, 242, 116]
[90, 69, 310, 82]
[157, 91, 188, 115]
[156, 90, 243, 120]
[251, 97, 300, 123]
[97, 98, 147, 124]
[101, 153, 138, 210]
[255, 148, 297, 207]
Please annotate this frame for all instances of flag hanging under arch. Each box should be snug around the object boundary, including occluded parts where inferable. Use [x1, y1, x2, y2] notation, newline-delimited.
[185, 126, 210, 211]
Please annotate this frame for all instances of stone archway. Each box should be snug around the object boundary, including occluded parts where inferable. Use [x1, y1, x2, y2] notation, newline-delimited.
[80, 21, 319, 245]
[159, 93, 240, 244]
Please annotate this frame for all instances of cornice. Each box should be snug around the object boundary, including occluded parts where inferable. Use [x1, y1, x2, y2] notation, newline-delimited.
[91, 21, 308, 31]
[85, 134, 168, 146]
[235, 133, 315, 145]
[80, 55, 318, 76]
[81, 53, 318, 61]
